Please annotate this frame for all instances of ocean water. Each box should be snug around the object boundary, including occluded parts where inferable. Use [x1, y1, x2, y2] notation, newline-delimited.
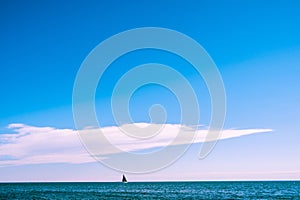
[0, 181, 299, 199]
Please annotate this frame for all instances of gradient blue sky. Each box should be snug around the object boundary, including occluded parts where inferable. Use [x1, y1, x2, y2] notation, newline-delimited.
[0, 0, 300, 181]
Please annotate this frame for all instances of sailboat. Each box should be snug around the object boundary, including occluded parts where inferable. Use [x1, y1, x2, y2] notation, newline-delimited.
[122, 174, 128, 183]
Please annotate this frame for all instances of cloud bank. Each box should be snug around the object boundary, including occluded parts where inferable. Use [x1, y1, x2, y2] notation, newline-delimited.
[0, 123, 272, 166]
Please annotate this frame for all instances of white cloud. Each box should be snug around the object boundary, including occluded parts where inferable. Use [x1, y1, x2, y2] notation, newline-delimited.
[0, 123, 272, 166]
[0, 124, 94, 166]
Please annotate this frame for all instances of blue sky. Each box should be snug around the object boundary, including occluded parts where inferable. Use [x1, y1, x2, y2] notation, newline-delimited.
[0, 0, 300, 181]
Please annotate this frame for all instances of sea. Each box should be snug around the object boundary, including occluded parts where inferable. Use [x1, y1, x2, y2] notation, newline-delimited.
[0, 181, 299, 199]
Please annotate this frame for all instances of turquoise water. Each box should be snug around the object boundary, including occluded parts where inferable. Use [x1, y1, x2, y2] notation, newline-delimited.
[0, 181, 299, 199]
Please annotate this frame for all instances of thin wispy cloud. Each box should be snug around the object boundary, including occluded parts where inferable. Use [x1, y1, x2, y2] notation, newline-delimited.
[0, 123, 272, 166]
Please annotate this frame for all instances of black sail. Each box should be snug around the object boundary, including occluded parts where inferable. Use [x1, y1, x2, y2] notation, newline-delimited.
[122, 174, 127, 183]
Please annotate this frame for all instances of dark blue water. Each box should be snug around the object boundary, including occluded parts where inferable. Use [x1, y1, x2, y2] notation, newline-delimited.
[0, 181, 299, 199]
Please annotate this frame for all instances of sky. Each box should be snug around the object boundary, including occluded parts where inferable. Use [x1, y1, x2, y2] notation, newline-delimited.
[0, 0, 300, 181]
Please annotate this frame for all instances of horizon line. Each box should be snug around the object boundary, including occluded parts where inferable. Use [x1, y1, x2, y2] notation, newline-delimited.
[1, 179, 300, 183]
